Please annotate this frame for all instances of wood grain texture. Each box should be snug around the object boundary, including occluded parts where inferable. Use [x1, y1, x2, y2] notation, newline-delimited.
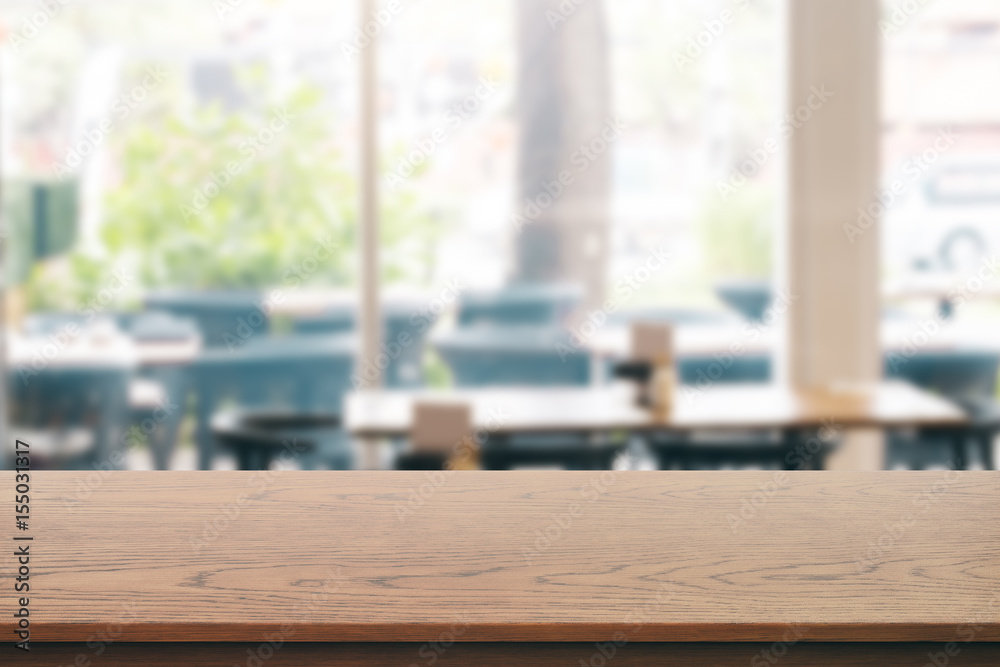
[1, 472, 998, 643]
[7, 643, 1000, 666]
[344, 382, 967, 438]
[588, 319, 1000, 358]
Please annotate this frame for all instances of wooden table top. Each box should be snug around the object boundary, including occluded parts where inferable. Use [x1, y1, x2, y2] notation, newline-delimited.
[4, 471, 998, 643]
[885, 273, 1000, 301]
[588, 320, 1000, 359]
[7, 332, 137, 369]
[6, 333, 202, 369]
[344, 381, 968, 438]
[135, 337, 202, 366]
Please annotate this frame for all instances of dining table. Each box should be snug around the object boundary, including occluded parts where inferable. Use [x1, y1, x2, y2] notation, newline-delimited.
[345, 380, 969, 469]
[346, 381, 966, 436]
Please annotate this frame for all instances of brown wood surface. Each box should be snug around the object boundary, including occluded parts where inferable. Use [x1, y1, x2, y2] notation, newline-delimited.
[344, 381, 967, 438]
[7, 642, 1000, 666]
[589, 320, 1000, 359]
[2, 471, 998, 643]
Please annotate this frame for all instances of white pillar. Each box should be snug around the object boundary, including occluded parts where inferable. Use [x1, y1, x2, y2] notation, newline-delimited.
[783, 0, 882, 469]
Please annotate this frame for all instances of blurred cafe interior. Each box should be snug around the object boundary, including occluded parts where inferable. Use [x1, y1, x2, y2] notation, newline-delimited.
[2, 0, 1000, 474]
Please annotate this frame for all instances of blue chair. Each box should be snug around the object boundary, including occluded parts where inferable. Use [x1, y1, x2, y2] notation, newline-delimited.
[193, 333, 356, 469]
[608, 307, 739, 327]
[457, 284, 581, 328]
[885, 350, 1000, 400]
[678, 355, 772, 385]
[126, 311, 201, 342]
[290, 300, 436, 388]
[288, 307, 355, 336]
[432, 326, 591, 387]
[125, 312, 201, 469]
[21, 311, 199, 470]
[715, 280, 773, 322]
[885, 349, 1000, 469]
[7, 364, 130, 470]
[145, 290, 268, 348]
[430, 325, 598, 469]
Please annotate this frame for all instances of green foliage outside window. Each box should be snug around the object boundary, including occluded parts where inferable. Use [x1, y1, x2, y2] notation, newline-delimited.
[25, 77, 443, 311]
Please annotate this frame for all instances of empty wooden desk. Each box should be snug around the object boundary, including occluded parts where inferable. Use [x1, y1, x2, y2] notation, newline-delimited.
[3, 471, 998, 665]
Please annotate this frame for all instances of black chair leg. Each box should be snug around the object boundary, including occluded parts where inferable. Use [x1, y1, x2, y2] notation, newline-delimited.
[396, 452, 448, 471]
[781, 429, 801, 471]
[950, 431, 966, 471]
[237, 446, 261, 471]
[980, 430, 995, 470]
